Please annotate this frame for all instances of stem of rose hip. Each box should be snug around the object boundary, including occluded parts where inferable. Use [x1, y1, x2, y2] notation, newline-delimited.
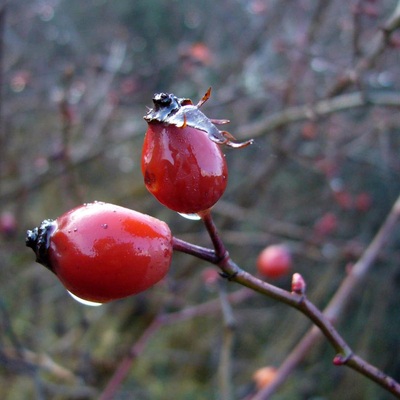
[199, 209, 228, 261]
[172, 237, 218, 263]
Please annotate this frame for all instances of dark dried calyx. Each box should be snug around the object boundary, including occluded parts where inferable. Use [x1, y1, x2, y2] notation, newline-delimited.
[152, 92, 173, 109]
[144, 92, 183, 123]
[26, 219, 56, 271]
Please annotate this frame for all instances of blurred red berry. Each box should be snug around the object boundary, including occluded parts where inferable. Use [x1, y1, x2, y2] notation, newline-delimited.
[314, 212, 338, 236]
[355, 192, 372, 212]
[333, 190, 353, 209]
[256, 244, 292, 279]
[301, 121, 317, 140]
[202, 267, 220, 287]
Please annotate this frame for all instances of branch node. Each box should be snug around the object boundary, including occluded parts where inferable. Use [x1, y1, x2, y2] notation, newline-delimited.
[219, 270, 239, 281]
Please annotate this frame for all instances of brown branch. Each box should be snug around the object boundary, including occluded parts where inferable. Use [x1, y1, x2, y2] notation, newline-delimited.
[251, 194, 400, 399]
[171, 201, 400, 398]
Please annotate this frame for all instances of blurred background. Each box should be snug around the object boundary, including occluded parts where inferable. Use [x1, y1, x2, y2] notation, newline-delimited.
[1, 0, 400, 399]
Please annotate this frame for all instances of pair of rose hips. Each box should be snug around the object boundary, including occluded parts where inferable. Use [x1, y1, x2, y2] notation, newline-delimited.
[26, 89, 252, 304]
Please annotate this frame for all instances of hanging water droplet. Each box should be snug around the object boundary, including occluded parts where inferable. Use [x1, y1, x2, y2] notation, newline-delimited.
[67, 291, 103, 307]
[101, 223, 108, 229]
[178, 212, 201, 220]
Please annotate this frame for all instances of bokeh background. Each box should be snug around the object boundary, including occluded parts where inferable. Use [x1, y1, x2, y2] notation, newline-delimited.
[1, 0, 400, 399]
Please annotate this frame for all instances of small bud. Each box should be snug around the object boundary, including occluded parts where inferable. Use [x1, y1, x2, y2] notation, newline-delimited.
[291, 273, 306, 295]
[333, 354, 346, 366]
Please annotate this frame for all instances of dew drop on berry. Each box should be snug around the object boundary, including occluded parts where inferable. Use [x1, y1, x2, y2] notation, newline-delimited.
[178, 212, 201, 220]
[67, 291, 103, 307]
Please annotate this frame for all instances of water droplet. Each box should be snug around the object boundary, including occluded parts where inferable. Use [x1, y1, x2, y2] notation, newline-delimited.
[67, 291, 103, 307]
[101, 224, 108, 229]
[178, 212, 201, 220]
[73, 228, 78, 232]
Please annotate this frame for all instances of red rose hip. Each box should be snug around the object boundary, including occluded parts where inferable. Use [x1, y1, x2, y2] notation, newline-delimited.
[142, 122, 228, 214]
[142, 89, 252, 215]
[26, 202, 173, 303]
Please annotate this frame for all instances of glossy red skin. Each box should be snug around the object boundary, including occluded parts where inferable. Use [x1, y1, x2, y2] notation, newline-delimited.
[48, 202, 172, 303]
[142, 122, 228, 214]
[256, 244, 292, 279]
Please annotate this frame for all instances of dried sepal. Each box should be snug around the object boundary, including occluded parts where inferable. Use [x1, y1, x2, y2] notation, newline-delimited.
[144, 87, 253, 149]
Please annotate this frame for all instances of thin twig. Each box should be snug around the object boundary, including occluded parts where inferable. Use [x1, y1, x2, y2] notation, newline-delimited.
[98, 317, 162, 400]
[0, 3, 5, 196]
[170, 199, 400, 398]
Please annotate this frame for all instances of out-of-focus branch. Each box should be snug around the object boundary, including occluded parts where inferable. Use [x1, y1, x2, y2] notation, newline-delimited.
[327, 1, 400, 97]
[217, 280, 236, 400]
[98, 288, 253, 400]
[1, 347, 77, 382]
[0, 3, 5, 195]
[306, 0, 333, 45]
